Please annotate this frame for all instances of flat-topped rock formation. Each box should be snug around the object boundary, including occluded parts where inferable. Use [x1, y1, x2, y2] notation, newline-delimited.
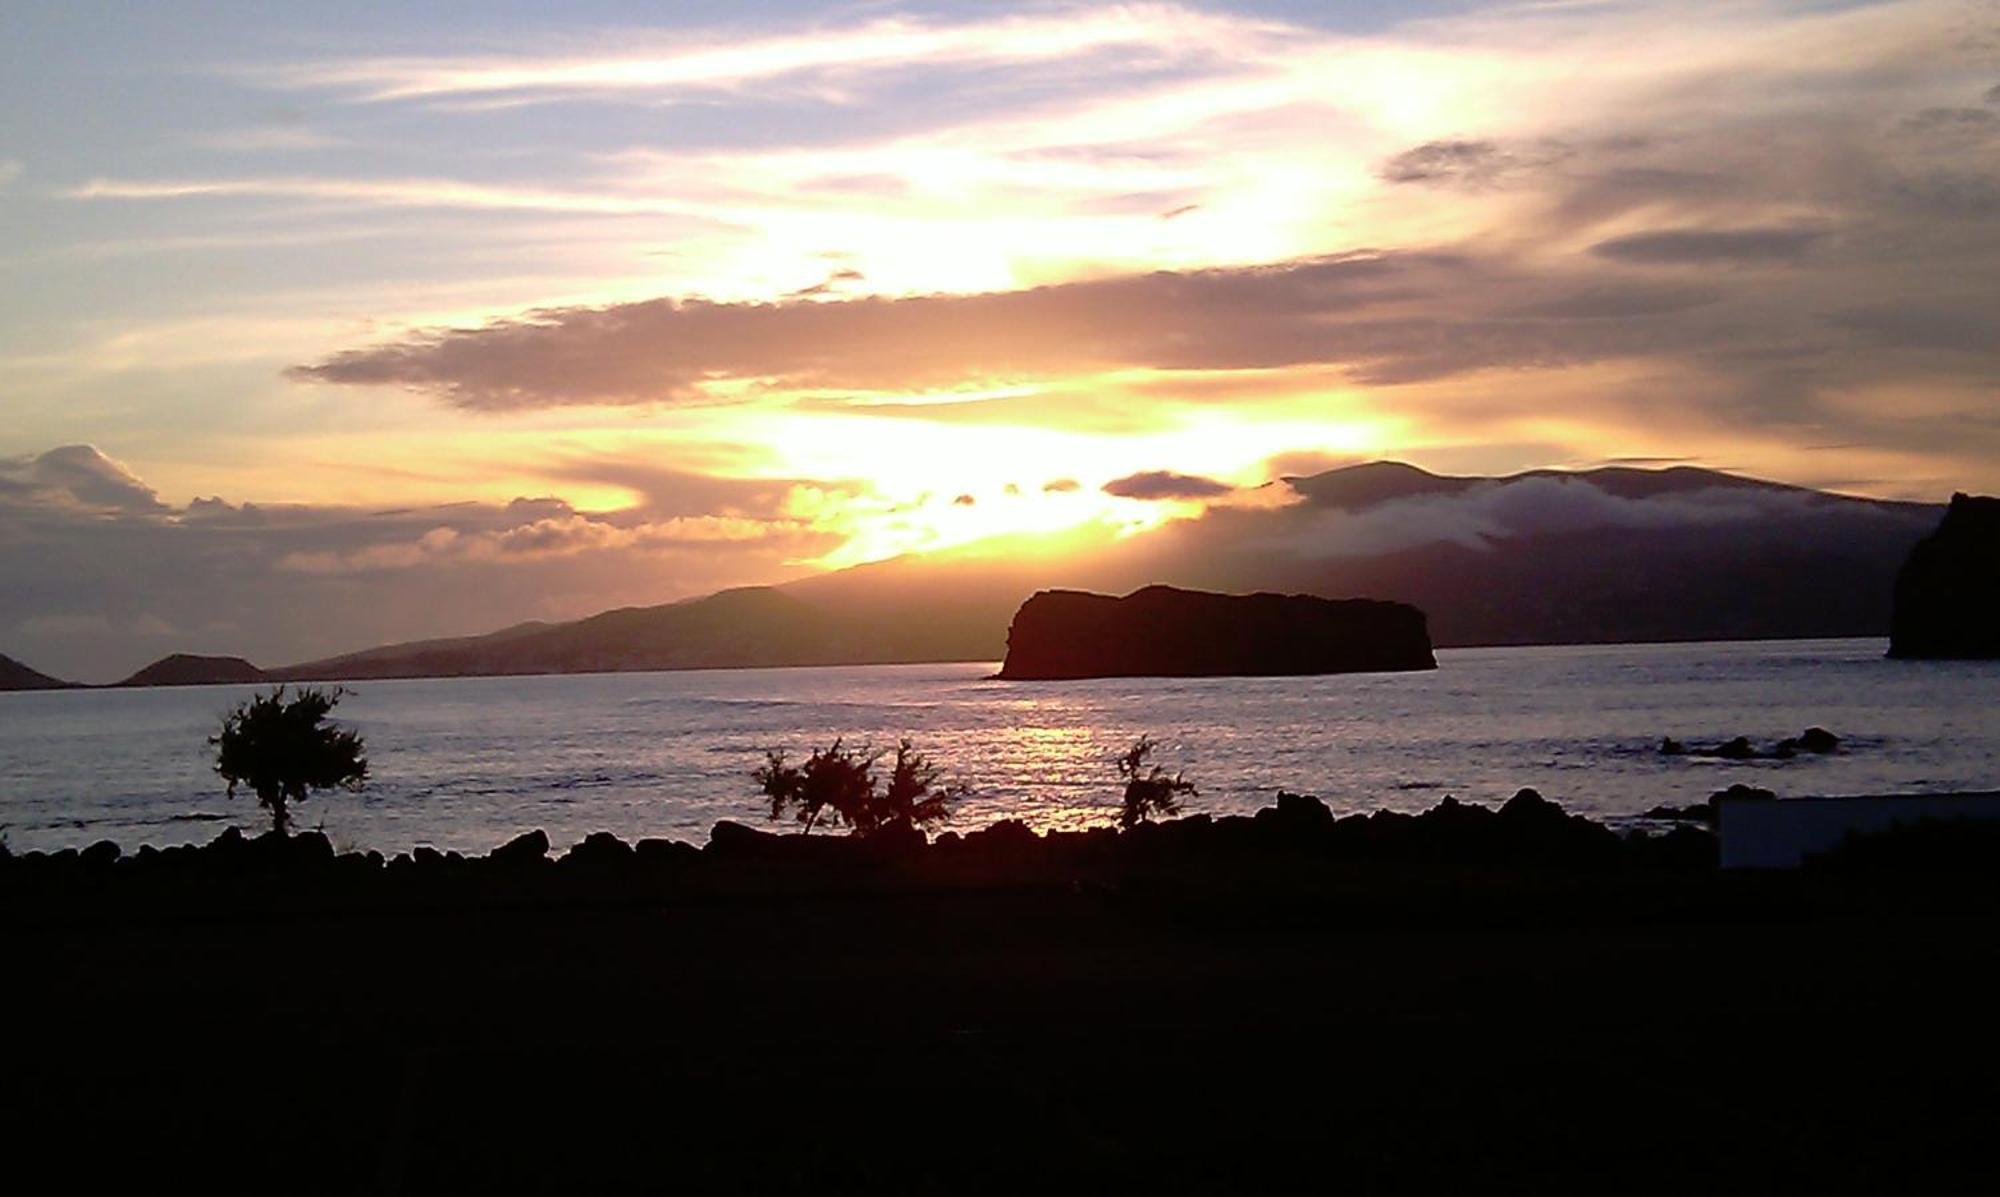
[0, 652, 74, 691]
[996, 584, 1435, 680]
[1889, 493, 2000, 659]
[118, 653, 268, 687]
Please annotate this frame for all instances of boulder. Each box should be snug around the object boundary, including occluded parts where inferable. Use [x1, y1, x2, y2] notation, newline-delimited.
[286, 831, 335, 869]
[634, 838, 699, 869]
[490, 829, 551, 868]
[1499, 788, 1562, 823]
[863, 820, 928, 857]
[563, 832, 634, 871]
[708, 820, 783, 856]
[962, 819, 1039, 860]
[1714, 736, 1758, 761]
[1254, 791, 1335, 835]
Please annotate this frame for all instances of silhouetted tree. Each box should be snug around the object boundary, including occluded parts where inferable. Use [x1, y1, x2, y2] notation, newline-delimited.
[755, 738, 962, 836]
[1115, 735, 1196, 829]
[756, 738, 872, 835]
[868, 739, 967, 836]
[212, 686, 367, 835]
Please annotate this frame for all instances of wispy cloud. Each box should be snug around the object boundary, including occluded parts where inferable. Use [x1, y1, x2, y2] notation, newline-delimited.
[1103, 470, 1235, 501]
[244, 6, 1278, 105]
[185, 125, 348, 152]
[66, 175, 699, 216]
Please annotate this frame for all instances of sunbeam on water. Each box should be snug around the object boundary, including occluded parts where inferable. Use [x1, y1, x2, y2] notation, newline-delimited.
[2, 638, 1995, 855]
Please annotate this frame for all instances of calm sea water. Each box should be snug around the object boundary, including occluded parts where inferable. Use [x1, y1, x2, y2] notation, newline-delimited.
[3, 639, 1996, 855]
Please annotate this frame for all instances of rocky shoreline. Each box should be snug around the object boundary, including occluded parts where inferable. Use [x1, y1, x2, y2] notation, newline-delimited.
[2, 789, 1718, 905]
[11, 789, 2000, 1192]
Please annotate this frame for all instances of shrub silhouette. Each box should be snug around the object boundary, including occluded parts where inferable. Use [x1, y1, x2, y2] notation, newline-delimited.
[212, 686, 367, 835]
[1115, 735, 1196, 829]
[755, 738, 964, 837]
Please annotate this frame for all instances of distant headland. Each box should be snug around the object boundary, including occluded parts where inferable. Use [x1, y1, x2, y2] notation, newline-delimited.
[116, 653, 267, 688]
[0, 652, 73, 691]
[1890, 493, 2000, 660]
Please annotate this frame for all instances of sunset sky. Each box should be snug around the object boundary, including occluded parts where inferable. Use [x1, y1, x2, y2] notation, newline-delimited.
[3, 0, 1997, 679]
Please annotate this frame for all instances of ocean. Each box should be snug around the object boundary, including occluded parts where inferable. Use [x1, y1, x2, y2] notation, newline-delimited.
[2, 638, 1996, 855]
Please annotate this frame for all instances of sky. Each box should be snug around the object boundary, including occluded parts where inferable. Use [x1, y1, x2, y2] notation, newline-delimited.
[2, 0, 1997, 680]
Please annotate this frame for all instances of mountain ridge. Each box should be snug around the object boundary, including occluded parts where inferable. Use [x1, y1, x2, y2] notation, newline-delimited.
[44, 462, 1951, 686]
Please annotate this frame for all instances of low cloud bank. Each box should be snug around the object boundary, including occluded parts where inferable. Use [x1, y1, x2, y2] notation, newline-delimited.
[1103, 470, 1235, 501]
[1256, 475, 1890, 560]
[0, 447, 840, 682]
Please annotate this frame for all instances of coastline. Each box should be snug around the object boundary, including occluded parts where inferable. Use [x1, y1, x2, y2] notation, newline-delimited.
[7, 638, 1994, 856]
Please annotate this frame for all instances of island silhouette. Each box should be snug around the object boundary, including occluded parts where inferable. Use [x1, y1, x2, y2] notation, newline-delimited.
[996, 584, 1434, 678]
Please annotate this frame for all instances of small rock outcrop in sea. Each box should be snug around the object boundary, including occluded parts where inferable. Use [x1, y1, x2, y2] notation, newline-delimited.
[995, 585, 1436, 680]
[1657, 729, 1840, 761]
[117, 653, 268, 687]
[1889, 493, 2000, 659]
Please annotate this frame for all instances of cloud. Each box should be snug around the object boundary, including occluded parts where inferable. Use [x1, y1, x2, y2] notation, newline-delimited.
[277, 234, 1849, 410]
[1900, 107, 1998, 137]
[16, 613, 114, 640]
[186, 126, 347, 152]
[0, 447, 849, 681]
[1252, 475, 1884, 560]
[286, 252, 1427, 407]
[0, 159, 20, 190]
[242, 7, 1274, 105]
[1588, 227, 1828, 264]
[276, 511, 814, 574]
[66, 0, 2000, 488]
[1379, 138, 1570, 189]
[0, 445, 168, 516]
[66, 175, 696, 217]
[1103, 470, 1235, 501]
[1042, 478, 1082, 493]
[308, 249, 1749, 408]
[1831, 305, 1998, 354]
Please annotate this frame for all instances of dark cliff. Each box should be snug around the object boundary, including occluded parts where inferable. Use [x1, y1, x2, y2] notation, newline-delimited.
[1889, 493, 2000, 659]
[996, 585, 1435, 680]
[118, 654, 268, 687]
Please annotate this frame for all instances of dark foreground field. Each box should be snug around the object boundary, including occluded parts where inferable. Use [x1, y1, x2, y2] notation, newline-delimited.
[9, 802, 2000, 1193]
